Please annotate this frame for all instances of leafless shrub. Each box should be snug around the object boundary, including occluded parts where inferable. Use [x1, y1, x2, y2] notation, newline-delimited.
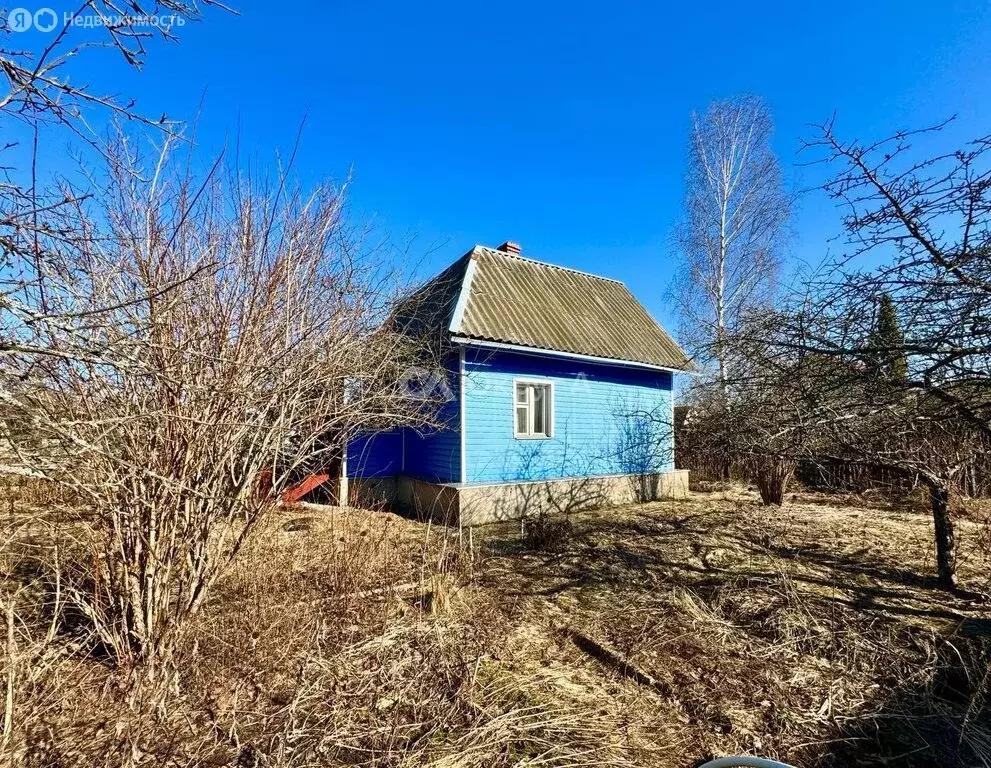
[521, 512, 573, 552]
[0, 135, 441, 687]
[749, 457, 796, 506]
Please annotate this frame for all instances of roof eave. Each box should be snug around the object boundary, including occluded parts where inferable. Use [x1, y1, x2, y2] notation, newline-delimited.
[450, 336, 698, 375]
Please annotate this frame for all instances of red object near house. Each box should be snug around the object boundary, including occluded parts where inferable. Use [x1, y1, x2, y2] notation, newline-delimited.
[280, 473, 330, 504]
[256, 468, 274, 500]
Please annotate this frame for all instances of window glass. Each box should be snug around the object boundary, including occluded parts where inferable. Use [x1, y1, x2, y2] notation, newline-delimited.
[515, 381, 552, 437]
[533, 386, 546, 435]
[515, 382, 528, 406]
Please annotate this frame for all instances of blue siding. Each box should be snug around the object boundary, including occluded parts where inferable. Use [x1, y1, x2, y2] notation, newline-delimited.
[348, 358, 462, 483]
[463, 348, 673, 484]
[347, 430, 403, 478]
[403, 359, 461, 482]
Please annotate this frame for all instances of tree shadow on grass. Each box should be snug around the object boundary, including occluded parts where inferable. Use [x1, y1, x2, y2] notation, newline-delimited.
[482, 506, 987, 625]
[478, 502, 991, 767]
[818, 634, 991, 767]
[481, 510, 722, 607]
[724, 526, 936, 590]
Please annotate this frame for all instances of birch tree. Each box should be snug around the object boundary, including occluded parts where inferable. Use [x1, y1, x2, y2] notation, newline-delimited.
[674, 96, 789, 390]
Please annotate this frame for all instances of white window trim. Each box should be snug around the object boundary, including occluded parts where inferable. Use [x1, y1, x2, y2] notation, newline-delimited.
[513, 378, 554, 440]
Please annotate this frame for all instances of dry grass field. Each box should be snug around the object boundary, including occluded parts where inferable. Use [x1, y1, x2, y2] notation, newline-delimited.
[475, 486, 991, 766]
[2, 483, 990, 767]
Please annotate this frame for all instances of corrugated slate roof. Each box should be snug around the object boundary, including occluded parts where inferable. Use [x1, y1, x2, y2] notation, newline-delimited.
[395, 245, 693, 371]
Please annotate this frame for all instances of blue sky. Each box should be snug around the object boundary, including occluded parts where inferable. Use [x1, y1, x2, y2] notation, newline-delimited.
[13, 0, 991, 331]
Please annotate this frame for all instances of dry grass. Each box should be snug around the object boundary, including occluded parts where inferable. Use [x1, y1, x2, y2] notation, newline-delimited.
[2, 486, 990, 766]
[1, 501, 639, 766]
[477, 487, 991, 767]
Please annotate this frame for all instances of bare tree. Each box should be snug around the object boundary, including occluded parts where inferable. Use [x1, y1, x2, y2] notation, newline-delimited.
[1, 2, 232, 367]
[2, 136, 440, 684]
[768, 347, 983, 591]
[699, 119, 991, 591]
[782, 119, 991, 591]
[798, 120, 991, 430]
[674, 95, 790, 392]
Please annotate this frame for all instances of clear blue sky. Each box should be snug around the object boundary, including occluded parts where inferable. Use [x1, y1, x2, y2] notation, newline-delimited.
[16, 0, 991, 331]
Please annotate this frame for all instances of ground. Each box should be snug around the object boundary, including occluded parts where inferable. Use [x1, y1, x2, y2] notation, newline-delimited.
[472, 486, 991, 766]
[3, 484, 990, 766]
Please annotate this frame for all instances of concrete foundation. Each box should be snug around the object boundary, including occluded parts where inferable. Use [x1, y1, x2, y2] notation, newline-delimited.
[350, 470, 689, 527]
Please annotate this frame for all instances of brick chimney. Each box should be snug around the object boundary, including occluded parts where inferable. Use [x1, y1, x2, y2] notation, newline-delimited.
[496, 240, 521, 255]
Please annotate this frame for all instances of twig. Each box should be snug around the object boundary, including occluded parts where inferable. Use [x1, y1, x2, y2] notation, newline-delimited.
[565, 626, 670, 694]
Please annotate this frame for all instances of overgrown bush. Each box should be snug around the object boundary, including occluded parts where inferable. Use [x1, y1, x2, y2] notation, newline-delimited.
[521, 511, 573, 551]
[750, 456, 797, 506]
[2, 139, 444, 688]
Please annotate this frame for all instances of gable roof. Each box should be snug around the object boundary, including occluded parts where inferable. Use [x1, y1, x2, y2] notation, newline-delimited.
[394, 245, 693, 372]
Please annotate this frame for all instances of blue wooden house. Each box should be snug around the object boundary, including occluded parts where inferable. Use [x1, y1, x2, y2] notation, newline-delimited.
[346, 242, 693, 525]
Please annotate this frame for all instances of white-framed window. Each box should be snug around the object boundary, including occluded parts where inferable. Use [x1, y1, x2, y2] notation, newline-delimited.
[514, 379, 553, 439]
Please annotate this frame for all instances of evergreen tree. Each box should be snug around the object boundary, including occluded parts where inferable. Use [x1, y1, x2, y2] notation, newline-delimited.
[867, 294, 909, 382]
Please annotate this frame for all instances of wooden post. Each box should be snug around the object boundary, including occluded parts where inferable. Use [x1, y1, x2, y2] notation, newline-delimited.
[339, 448, 349, 508]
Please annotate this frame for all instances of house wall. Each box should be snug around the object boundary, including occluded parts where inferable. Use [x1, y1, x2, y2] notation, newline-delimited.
[457, 469, 689, 526]
[462, 347, 674, 484]
[346, 357, 462, 484]
[402, 358, 462, 483]
[346, 430, 403, 478]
